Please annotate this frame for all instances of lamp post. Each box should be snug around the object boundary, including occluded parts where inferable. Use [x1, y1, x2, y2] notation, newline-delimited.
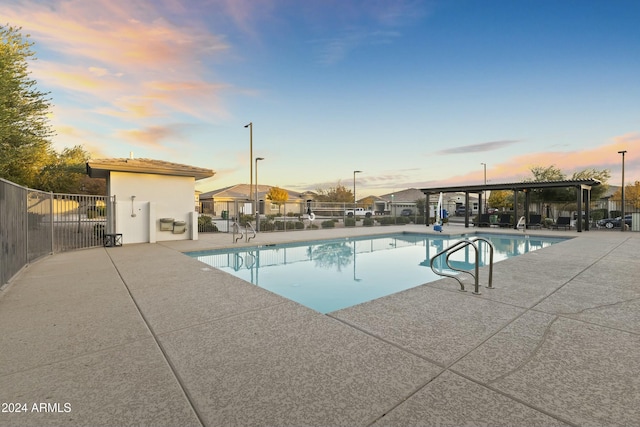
[244, 122, 253, 207]
[618, 150, 626, 232]
[255, 157, 264, 232]
[353, 170, 362, 205]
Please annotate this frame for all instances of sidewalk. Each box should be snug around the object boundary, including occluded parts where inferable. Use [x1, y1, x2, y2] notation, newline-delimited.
[1, 226, 639, 426]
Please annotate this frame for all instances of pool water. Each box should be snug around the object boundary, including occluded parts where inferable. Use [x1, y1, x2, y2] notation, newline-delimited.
[188, 233, 567, 314]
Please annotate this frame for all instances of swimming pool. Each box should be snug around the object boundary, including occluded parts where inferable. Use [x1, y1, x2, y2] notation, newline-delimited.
[188, 233, 567, 314]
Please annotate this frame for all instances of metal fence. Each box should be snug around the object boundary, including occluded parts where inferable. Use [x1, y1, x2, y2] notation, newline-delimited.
[1, 178, 113, 286]
[197, 201, 391, 233]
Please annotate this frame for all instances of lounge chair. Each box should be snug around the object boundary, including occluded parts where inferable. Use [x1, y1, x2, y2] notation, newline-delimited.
[527, 214, 542, 229]
[553, 216, 571, 230]
[498, 214, 512, 228]
[477, 213, 491, 227]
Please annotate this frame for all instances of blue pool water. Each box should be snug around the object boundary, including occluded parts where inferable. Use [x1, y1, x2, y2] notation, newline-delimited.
[187, 233, 567, 314]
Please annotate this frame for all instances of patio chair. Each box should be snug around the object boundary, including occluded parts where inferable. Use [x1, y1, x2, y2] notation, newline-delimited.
[477, 213, 491, 227]
[527, 214, 542, 229]
[553, 216, 571, 230]
[498, 214, 512, 228]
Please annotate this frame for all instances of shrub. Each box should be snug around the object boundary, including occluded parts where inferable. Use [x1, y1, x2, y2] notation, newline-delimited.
[294, 221, 304, 229]
[321, 220, 335, 228]
[591, 209, 606, 222]
[398, 216, 410, 224]
[309, 224, 319, 229]
[362, 217, 374, 227]
[344, 218, 356, 227]
[198, 215, 219, 232]
[275, 221, 285, 230]
[238, 213, 254, 226]
[285, 221, 296, 230]
[376, 216, 407, 226]
[87, 206, 106, 219]
[260, 221, 275, 231]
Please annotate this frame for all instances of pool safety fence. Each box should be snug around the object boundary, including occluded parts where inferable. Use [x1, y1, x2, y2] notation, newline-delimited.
[1, 178, 114, 286]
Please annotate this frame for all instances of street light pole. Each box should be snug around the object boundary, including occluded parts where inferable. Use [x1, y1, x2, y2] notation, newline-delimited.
[255, 157, 264, 232]
[353, 170, 362, 205]
[618, 150, 626, 232]
[244, 122, 253, 209]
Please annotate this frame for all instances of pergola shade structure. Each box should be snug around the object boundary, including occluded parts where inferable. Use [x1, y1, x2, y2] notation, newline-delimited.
[420, 179, 601, 232]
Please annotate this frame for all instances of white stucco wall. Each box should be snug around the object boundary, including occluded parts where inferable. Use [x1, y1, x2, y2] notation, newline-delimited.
[109, 171, 197, 244]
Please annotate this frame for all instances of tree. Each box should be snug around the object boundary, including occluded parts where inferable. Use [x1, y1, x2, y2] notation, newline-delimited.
[611, 181, 640, 210]
[36, 146, 91, 193]
[0, 25, 54, 187]
[488, 190, 511, 210]
[266, 186, 288, 213]
[527, 165, 610, 205]
[360, 195, 375, 209]
[570, 168, 610, 200]
[528, 165, 572, 203]
[315, 182, 353, 202]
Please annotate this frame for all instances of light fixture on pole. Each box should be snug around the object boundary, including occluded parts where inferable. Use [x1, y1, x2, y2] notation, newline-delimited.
[244, 122, 253, 206]
[353, 170, 362, 204]
[255, 157, 264, 232]
[618, 150, 627, 232]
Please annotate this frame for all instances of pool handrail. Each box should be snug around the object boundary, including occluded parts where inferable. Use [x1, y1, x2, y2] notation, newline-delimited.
[232, 220, 257, 243]
[430, 236, 495, 294]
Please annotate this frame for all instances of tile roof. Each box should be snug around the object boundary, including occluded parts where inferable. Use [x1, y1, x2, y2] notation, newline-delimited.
[199, 184, 305, 200]
[86, 158, 215, 180]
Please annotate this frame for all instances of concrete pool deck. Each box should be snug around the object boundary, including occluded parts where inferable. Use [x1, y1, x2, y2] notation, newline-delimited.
[1, 224, 639, 426]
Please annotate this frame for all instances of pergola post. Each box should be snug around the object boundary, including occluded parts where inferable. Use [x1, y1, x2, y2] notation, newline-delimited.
[524, 190, 531, 227]
[513, 189, 518, 230]
[426, 193, 431, 226]
[464, 192, 470, 228]
[576, 186, 583, 232]
[584, 186, 591, 231]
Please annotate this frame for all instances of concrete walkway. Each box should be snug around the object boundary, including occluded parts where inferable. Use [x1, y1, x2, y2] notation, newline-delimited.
[1, 225, 639, 426]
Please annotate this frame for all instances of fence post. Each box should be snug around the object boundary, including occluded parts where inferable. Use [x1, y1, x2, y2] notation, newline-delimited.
[49, 192, 54, 254]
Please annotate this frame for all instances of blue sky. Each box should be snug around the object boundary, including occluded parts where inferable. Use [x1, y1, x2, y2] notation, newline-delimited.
[2, 0, 639, 196]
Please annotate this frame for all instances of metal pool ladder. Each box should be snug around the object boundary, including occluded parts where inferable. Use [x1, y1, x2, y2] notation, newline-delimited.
[232, 221, 257, 243]
[430, 237, 495, 294]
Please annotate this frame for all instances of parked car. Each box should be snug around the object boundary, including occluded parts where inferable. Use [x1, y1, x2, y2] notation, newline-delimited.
[455, 206, 466, 216]
[597, 215, 632, 229]
[400, 209, 413, 216]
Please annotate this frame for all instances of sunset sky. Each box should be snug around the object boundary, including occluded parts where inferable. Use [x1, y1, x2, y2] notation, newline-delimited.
[3, 0, 639, 196]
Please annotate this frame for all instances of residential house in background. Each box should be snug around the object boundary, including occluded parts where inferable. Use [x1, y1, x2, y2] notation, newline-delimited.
[367, 188, 479, 217]
[198, 184, 313, 219]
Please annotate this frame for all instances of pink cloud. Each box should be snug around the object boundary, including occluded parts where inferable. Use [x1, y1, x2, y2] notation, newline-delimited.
[436, 133, 640, 186]
[1, 0, 233, 125]
[115, 125, 184, 149]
